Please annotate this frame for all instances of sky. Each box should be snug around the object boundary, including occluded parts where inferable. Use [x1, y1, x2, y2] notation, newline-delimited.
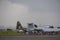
[0, 0, 60, 29]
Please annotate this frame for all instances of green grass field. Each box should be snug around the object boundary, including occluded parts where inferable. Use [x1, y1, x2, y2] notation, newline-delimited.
[0, 30, 23, 36]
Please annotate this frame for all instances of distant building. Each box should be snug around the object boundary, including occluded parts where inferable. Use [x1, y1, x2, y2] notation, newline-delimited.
[27, 23, 35, 30]
[0, 29, 7, 32]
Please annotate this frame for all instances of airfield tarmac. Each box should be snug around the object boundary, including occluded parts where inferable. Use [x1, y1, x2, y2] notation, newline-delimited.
[0, 35, 60, 40]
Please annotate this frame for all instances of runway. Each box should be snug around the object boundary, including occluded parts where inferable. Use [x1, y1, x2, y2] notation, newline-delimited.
[0, 35, 60, 40]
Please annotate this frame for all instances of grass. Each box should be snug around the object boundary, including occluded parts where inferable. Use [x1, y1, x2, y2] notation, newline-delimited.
[0, 30, 23, 36]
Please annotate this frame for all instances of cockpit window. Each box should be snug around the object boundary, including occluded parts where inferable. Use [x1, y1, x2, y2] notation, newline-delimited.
[34, 24, 37, 28]
[49, 26, 54, 28]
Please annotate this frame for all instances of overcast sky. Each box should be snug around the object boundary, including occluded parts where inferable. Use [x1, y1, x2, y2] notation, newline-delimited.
[0, 0, 60, 29]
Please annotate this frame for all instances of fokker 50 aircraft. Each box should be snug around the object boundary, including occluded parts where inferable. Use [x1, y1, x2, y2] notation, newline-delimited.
[16, 21, 60, 34]
[27, 23, 60, 32]
[27, 23, 60, 35]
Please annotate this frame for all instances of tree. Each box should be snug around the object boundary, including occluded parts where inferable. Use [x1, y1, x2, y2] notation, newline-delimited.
[16, 21, 23, 30]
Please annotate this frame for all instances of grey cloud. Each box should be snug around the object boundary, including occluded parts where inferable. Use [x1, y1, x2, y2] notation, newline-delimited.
[0, 0, 60, 29]
[8, 0, 60, 12]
